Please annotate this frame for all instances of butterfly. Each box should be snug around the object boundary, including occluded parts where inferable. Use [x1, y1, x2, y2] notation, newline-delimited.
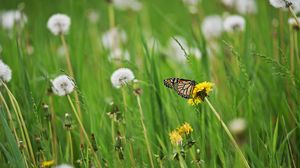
[163, 78, 196, 99]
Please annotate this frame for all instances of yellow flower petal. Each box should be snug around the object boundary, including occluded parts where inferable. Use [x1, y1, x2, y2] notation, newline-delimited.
[188, 81, 214, 106]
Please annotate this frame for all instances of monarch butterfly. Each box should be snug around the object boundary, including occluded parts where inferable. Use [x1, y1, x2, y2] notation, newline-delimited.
[163, 78, 196, 99]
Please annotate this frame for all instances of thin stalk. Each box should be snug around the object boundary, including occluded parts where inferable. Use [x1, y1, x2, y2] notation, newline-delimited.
[121, 88, 127, 145]
[1, 89, 29, 159]
[294, 31, 300, 68]
[1, 82, 36, 166]
[67, 131, 73, 164]
[111, 120, 115, 144]
[288, 6, 300, 28]
[176, 146, 188, 168]
[66, 95, 102, 168]
[122, 87, 127, 114]
[60, 34, 84, 144]
[108, 3, 115, 30]
[49, 96, 57, 163]
[129, 143, 136, 168]
[205, 98, 250, 168]
[279, 11, 284, 55]
[0, 91, 19, 142]
[136, 96, 154, 168]
[47, 120, 54, 161]
[289, 27, 295, 76]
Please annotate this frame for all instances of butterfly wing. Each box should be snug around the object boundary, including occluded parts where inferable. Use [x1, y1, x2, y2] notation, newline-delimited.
[174, 79, 195, 99]
[163, 78, 175, 88]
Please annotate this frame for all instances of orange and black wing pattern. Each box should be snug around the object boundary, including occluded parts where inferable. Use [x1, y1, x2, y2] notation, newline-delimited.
[163, 78, 196, 99]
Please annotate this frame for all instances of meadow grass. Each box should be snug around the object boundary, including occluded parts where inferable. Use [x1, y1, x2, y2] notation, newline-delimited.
[0, 0, 300, 167]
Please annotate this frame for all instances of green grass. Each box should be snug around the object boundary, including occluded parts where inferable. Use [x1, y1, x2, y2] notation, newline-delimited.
[0, 0, 300, 167]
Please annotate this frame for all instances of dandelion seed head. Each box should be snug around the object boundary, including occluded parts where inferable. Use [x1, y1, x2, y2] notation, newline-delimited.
[47, 13, 71, 36]
[221, 0, 235, 7]
[166, 36, 189, 62]
[113, 0, 143, 11]
[228, 118, 247, 135]
[54, 164, 74, 168]
[51, 75, 75, 96]
[0, 60, 12, 84]
[1, 10, 27, 30]
[102, 27, 127, 50]
[201, 15, 223, 40]
[182, 0, 200, 14]
[111, 68, 135, 88]
[224, 15, 246, 33]
[189, 47, 202, 59]
[108, 48, 130, 62]
[288, 17, 300, 29]
[236, 0, 257, 14]
[292, 1, 300, 13]
[87, 10, 100, 23]
[269, 0, 296, 8]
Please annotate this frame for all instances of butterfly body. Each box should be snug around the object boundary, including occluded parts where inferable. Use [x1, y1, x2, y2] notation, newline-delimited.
[163, 78, 196, 99]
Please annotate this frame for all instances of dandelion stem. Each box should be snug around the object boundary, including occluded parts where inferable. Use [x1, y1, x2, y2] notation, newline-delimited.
[67, 95, 102, 168]
[288, 6, 300, 28]
[122, 87, 127, 114]
[60, 34, 84, 144]
[205, 98, 250, 168]
[136, 95, 155, 168]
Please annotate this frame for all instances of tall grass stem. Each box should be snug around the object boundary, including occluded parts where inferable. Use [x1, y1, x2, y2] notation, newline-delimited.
[136, 95, 155, 168]
[205, 98, 250, 168]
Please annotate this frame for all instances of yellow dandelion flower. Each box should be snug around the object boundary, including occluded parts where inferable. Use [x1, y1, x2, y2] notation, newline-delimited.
[188, 81, 214, 106]
[41, 160, 55, 167]
[169, 130, 182, 145]
[177, 122, 193, 135]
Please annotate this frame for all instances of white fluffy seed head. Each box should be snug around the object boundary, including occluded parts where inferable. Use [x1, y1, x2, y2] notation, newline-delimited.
[224, 15, 246, 33]
[236, 0, 257, 14]
[113, 0, 142, 11]
[182, 0, 200, 14]
[201, 15, 223, 40]
[288, 17, 300, 28]
[54, 164, 74, 168]
[228, 118, 247, 135]
[292, 1, 300, 13]
[111, 68, 135, 88]
[0, 10, 27, 30]
[165, 36, 189, 62]
[222, 0, 236, 7]
[51, 75, 75, 96]
[269, 0, 292, 8]
[87, 10, 100, 23]
[102, 27, 127, 50]
[0, 60, 12, 84]
[189, 47, 202, 59]
[108, 48, 130, 62]
[47, 14, 71, 36]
